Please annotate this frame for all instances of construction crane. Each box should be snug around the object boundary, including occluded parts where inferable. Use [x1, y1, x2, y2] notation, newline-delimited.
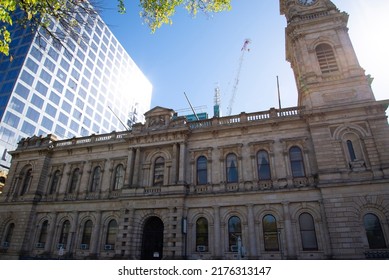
[226, 39, 251, 116]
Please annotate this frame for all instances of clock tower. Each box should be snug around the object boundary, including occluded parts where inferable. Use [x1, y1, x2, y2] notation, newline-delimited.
[280, 0, 375, 109]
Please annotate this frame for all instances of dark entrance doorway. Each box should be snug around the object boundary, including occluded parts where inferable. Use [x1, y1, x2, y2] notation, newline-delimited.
[141, 216, 164, 259]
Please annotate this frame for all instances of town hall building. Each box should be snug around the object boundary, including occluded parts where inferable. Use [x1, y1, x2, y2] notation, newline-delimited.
[0, 0, 388, 260]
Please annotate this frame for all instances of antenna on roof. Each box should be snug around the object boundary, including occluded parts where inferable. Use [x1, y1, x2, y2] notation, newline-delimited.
[277, 76, 282, 110]
[108, 106, 130, 131]
[184, 92, 199, 121]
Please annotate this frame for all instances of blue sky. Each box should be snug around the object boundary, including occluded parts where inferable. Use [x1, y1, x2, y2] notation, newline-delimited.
[100, 0, 389, 117]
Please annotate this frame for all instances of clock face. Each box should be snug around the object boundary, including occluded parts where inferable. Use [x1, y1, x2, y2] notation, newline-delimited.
[298, 0, 317, 6]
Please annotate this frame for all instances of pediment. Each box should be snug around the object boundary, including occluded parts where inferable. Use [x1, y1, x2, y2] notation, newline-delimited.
[144, 106, 175, 129]
[144, 106, 174, 117]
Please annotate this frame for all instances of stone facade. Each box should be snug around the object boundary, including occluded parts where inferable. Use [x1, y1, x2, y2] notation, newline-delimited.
[0, 0, 389, 260]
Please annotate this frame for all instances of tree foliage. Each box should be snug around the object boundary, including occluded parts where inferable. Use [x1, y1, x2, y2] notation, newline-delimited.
[0, 0, 231, 56]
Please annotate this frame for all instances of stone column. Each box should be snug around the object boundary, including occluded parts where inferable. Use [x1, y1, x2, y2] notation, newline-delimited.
[124, 148, 134, 187]
[213, 206, 221, 257]
[79, 161, 91, 195]
[282, 202, 296, 259]
[178, 142, 186, 184]
[172, 143, 178, 184]
[247, 204, 257, 257]
[45, 212, 58, 253]
[91, 211, 102, 256]
[132, 148, 141, 186]
[319, 199, 332, 258]
[69, 211, 79, 254]
[207, 148, 213, 184]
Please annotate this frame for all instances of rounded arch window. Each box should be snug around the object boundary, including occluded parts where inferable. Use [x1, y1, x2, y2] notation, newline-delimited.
[363, 213, 386, 249]
[113, 164, 124, 190]
[153, 157, 165, 186]
[263, 214, 279, 251]
[315, 43, 339, 74]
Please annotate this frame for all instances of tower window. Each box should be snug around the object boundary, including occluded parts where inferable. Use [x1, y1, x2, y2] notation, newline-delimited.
[316, 43, 339, 74]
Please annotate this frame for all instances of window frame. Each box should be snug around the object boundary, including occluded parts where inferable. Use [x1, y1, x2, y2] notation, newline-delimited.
[38, 220, 49, 246]
[228, 216, 242, 252]
[226, 153, 238, 183]
[363, 213, 387, 249]
[105, 219, 118, 248]
[113, 164, 124, 190]
[20, 168, 33, 196]
[262, 214, 279, 251]
[153, 157, 165, 186]
[49, 170, 61, 194]
[58, 220, 71, 249]
[68, 168, 80, 193]
[299, 213, 318, 251]
[289, 146, 306, 178]
[81, 220, 93, 248]
[90, 166, 101, 192]
[315, 43, 339, 74]
[196, 156, 208, 185]
[196, 217, 209, 251]
[257, 150, 271, 180]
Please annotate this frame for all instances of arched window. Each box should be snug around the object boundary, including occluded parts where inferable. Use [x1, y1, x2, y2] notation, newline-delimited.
[81, 220, 93, 249]
[58, 220, 70, 249]
[3, 223, 14, 248]
[90, 166, 101, 192]
[263, 215, 279, 251]
[20, 168, 32, 195]
[316, 43, 339, 74]
[196, 156, 208, 185]
[49, 170, 61, 194]
[153, 157, 165, 186]
[289, 146, 305, 178]
[196, 217, 208, 251]
[38, 220, 49, 247]
[105, 219, 118, 249]
[346, 140, 357, 161]
[299, 213, 318, 251]
[363, 214, 386, 249]
[113, 164, 124, 190]
[228, 216, 242, 252]
[226, 153, 238, 183]
[69, 168, 80, 193]
[257, 150, 271, 180]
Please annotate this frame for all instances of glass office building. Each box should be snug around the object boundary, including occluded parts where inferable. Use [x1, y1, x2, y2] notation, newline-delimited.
[0, 7, 152, 170]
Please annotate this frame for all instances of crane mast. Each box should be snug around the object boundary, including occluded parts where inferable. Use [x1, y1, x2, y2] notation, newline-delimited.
[226, 39, 251, 116]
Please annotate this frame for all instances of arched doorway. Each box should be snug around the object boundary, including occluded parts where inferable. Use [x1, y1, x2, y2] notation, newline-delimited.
[141, 216, 164, 259]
